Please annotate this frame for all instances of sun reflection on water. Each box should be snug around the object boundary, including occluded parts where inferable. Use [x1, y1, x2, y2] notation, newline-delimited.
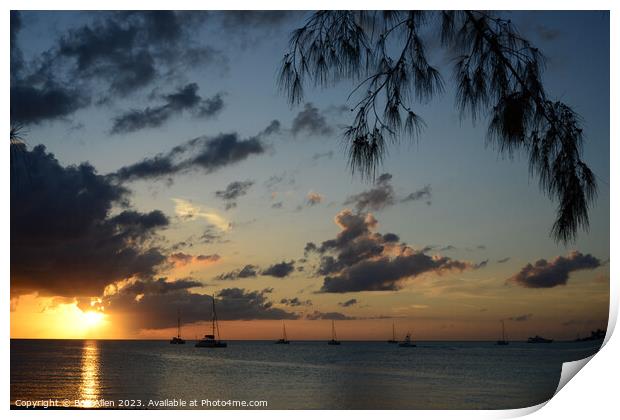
[78, 340, 100, 407]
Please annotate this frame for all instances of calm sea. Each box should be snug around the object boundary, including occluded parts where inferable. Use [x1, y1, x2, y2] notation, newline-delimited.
[10, 339, 601, 409]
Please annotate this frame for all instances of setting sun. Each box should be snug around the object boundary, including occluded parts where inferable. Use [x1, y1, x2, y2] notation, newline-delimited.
[82, 311, 105, 327]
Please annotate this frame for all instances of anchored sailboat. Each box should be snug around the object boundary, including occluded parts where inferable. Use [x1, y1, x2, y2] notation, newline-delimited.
[170, 309, 186, 344]
[328, 320, 341, 345]
[195, 295, 227, 348]
[398, 331, 416, 347]
[387, 321, 398, 343]
[275, 321, 290, 344]
[496, 320, 509, 345]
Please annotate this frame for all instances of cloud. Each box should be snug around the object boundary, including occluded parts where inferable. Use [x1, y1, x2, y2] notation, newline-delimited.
[344, 173, 432, 212]
[169, 252, 220, 268]
[508, 313, 533, 322]
[497, 257, 511, 263]
[215, 264, 259, 281]
[173, 198, 230, 231]
[11, 12, 227, 125]
[11, 84, 90, 125]
[507, 251, 601, 288]
[401, 185, 432, 204]
[262, 261, 296, 278]
[104, 283, 297, 330]
[111, 83, 224, 134]
[306, 311, 354, 320]
[291, 103, 333, 136]
[114, 132, 265, 182]
[260, 120, 282, 136]
[214, 180, 254, 210]
[312, 150, 334, 161]
[305, 210, 475, 293]
[280, 297, 312, 307]
[11, 144, 169, 297]
[344, 173, 395, 212]
[306, 191, 323, 206]
[339, 299, 358, 307]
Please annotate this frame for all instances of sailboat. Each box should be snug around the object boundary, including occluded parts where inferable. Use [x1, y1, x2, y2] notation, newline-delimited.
[275, 321, 290, 344]
[327, 320, 341, 345]
[170, 309, 186, 344]
[496, 320, 509, 345]
[195, 295, 227, 348]
[398, 332, 416, 347]
[387, 321, 398, 343]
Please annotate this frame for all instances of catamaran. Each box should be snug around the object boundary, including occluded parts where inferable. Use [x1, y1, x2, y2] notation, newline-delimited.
[275, 321, 290, 344]
[387, 321, 398, 343]
[398, 332, 416, 347]
[169, 309, 186, 344]
[195, 295, 227, 348]
[496, 320, 509, 345]
[327, 320, 341, 345]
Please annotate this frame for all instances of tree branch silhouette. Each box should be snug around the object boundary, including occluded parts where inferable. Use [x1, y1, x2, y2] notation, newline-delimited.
[279, 10, 597, 244]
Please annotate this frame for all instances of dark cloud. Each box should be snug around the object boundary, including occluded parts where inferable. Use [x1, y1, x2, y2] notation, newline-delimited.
[476, 259, 489, 269]
[169, 252, 220, 267]
[104, 283, 297, 330]
[339, 299, 358, 307]
[306, 311, 354, 320]
[508, 313, 533, 322]
[114, 132, 265, 182]
[305, 210, 474, 293]
[111, 83, 224, 134]
[345, 173, 432, 212]
[11, 144, 169, 297]
[497, 257, 511, 263]
[280, 297, 312, 307]
[11, 11, 227, 125]
[57, 12, 222, 95]
[507, 251, 601, 288]
[262, 261, 295, 278]
[291, 103, 334, 136]
[215, 264, 259, 281]
[344, 173, 395, 212]
[200, 226, 225, 244]
[400, 184, 432, 204]
[260, 120, 282, 136]
[215, 180, 254, 210]
[11, 83, 90, 125]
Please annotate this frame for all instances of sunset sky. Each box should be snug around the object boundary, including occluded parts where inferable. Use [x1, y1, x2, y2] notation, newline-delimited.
[10, 11, 609, 340]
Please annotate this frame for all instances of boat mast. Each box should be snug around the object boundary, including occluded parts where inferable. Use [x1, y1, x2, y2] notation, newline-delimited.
[177, 309, 181, 338]
[211, 295, 216, 338]
[282, 322, 287, 341]
[212, 294, 221, 340]
[501, 320, 506, 342]
[392, 322, 396, 341]
[332, 320, 337, 340]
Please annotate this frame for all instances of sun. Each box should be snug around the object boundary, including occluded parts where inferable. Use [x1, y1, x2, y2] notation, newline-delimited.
[82, 310, 105, 327]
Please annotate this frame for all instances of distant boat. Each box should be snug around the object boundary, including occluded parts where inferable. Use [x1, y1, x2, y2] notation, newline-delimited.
[496, 320, 509, 345]
[387, 322, 398, 343]
[527, 335, 553, 344]
[195, 295, 227, 348]
[170, 309, 186, 344]
[398, 332, 416, 347]
[275, 321, 290, 344]
[327, 320, 341, 345]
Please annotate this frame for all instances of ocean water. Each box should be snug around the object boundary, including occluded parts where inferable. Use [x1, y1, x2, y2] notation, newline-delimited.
[10, 339, 601, 409]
